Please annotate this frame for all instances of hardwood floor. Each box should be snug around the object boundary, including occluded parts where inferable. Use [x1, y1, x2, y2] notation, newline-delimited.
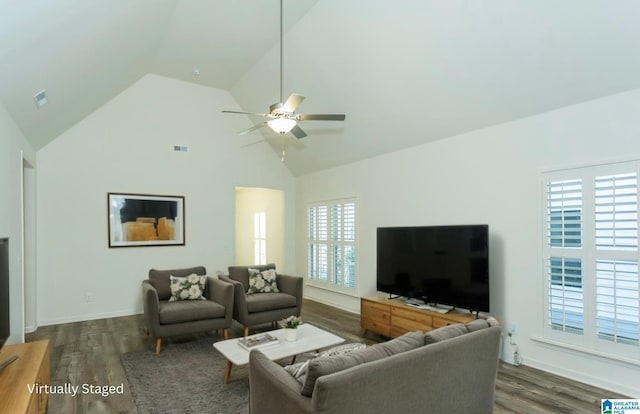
[25, 299, 627, 413]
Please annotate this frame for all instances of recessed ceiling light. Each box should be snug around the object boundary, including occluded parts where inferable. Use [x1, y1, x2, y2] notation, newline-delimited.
[33, 89, 47, 108]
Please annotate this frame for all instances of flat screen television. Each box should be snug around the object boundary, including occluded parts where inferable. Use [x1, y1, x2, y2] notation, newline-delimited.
[0, 239, 9, 350]
[376, 225, 490, 312]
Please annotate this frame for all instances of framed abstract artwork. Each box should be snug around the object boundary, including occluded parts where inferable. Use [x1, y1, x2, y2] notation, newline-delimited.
[108, 193, 185, 247]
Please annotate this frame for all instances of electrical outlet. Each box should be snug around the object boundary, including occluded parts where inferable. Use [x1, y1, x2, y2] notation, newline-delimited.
[85, 292, 94, 303]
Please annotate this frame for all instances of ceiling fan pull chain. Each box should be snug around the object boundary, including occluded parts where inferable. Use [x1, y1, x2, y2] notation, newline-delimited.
[281, 134, 286, 162]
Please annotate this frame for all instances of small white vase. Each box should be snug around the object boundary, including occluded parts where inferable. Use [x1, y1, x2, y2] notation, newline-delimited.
[285, 328, 298, 341]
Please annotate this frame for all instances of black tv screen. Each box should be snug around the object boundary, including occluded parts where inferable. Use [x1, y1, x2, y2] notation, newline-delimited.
[376, 225, 490, 312]
[0, 239, 9, 350]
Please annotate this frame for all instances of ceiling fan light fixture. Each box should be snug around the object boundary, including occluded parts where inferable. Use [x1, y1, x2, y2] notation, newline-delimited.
[268, 118, 296, 134]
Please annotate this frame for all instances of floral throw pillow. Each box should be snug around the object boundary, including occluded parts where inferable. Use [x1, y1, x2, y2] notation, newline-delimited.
[247, 268, 279, 294]
[169, 274, 207, 302]
[284, 343, 366, 386]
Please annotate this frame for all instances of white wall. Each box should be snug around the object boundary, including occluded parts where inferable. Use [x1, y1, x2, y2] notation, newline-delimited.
[0, 100, 35, 344]
[296, 88, 640, 396]
[36, 74, 295, 325]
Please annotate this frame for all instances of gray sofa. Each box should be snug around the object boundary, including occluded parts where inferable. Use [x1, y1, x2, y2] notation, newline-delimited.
[249, 319, 501, 414]
[142, 266, 234, 353]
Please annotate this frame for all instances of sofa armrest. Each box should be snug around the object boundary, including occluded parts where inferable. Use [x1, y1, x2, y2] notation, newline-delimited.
[249, 350, 314, 414]
[142, 280, 161, 337]
[277, 274, 303, 314]
[206, 277, 234, 324]
[219, 274, 249, 320]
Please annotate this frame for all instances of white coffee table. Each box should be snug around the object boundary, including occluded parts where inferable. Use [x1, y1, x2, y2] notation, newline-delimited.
[213, 323, 344, 383]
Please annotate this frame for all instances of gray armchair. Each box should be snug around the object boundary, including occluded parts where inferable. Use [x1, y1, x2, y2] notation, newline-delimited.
[219, 264, 302, 336]
[142, 266, 234, 353]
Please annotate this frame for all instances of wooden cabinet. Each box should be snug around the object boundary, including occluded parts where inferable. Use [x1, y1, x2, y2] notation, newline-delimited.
[361, 297, 475, 337]
[0, 340, 50, 414]
[360, 299, 391, 337]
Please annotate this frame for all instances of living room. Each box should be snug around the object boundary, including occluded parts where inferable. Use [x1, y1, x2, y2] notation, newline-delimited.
[1, 1, 640, 412]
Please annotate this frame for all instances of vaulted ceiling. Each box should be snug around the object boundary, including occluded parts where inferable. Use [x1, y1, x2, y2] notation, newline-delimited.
[3, 0, 640, 175]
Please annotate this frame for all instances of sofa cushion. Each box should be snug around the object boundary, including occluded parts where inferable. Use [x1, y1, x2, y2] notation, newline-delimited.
[149, 266, 206, 301]
[301, 331, 423, 397]
[465, 319, 491, 332]
[246, 292, 297, 313]
[158, 299, 225, 324]
[168, 274, 206, 302]
[423, 323, 468, 345]
[247, 268, 280, 294]
[284, 343, 366, 386]
[228, 263, 276, 291]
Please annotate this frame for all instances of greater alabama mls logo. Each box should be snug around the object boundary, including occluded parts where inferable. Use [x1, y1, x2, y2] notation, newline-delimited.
[603, 400, 613, 414]
[602, 399, 640, 414]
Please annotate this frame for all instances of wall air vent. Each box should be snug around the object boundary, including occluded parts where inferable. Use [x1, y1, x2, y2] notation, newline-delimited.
[33, 89, 48, 108]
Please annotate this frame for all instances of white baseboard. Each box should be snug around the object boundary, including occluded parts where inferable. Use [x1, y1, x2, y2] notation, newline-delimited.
[303, 294, 359, 314]
[524, 356, 639, 398]
[38, 308, 141, 327]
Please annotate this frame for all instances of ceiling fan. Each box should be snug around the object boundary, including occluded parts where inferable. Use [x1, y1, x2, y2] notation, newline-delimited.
[222, 0, 345, 140]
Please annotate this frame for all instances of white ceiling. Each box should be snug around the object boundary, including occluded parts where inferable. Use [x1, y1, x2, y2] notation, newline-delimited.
[3, 0, 640, 175]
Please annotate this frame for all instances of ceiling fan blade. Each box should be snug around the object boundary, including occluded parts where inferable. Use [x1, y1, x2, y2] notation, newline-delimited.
[239, 123, 267, 135]
[290, 124, 307, 139]
[297, 114, 346, 121]
[222, 110, 268, 117]
[282, 94, 305, 113]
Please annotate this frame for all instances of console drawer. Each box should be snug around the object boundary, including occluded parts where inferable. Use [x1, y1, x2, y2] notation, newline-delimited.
[391, 307, 432, 325]
[361, 301, 390, 325]
[391, 315, 432, 333]
[362, 318, 390, 337]
[362, 300, 390, 314]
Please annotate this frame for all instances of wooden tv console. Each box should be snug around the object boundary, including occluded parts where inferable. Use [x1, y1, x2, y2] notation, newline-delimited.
[0, 340, 50, 414]
[361, 296, 476, 337]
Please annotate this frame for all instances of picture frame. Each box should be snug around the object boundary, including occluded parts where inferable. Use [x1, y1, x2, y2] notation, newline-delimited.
[108, 192, 185, 248]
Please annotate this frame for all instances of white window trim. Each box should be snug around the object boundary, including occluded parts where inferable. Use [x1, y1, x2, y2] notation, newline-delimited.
[306, 198, 358, 296]
[540, 160, 640, 362]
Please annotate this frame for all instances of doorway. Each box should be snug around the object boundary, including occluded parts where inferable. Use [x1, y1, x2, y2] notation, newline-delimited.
[235, 187, 284, 268]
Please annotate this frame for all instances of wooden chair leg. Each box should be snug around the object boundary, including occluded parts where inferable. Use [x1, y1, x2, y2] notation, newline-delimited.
[223, 328, 229, 340]
[155, 338, 162, 354]
[243, 326, 249, 337]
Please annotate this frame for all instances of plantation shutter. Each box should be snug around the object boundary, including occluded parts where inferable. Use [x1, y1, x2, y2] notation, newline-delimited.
[308, 199, 357, 290]
[596, 260, 639, 345]
[548, 257, 584, 334]
[595, 173, 638, 251]
[547, 179, 582, 248]
[330, 202, 356, 288]
[542, 162, 640, 356]
[594, 172, 639, 345]
[546, 179, 584, 334]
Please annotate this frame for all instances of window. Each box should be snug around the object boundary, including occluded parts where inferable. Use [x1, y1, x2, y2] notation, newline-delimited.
[308, 199, 356, 291]
[254, 211, 266, 265]
[542, 162, 640, 358]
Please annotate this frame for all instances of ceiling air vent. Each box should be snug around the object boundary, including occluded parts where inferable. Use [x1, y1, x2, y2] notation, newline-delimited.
[33, 89, 48, 108]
